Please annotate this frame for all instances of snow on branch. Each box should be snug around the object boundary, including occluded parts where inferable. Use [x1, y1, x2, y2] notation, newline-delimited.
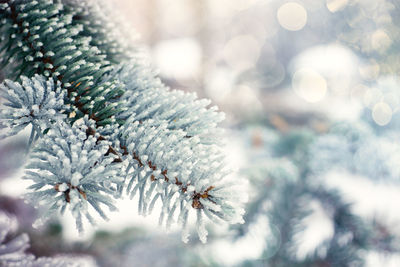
[24, 118, 125, 233]
[0, 75, 66, 142]
[0, 0, 245, 242]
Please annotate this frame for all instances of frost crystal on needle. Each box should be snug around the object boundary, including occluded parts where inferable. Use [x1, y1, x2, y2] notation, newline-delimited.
[24, 118, 125, 232]
[0, 75, 66, 142]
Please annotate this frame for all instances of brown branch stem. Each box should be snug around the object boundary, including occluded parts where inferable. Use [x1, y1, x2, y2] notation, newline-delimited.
[86, 126, 216, 209]
[55, 182, 87, 203]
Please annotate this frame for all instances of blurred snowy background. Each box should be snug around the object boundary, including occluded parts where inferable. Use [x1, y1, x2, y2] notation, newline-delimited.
[1, 0, 400, 266]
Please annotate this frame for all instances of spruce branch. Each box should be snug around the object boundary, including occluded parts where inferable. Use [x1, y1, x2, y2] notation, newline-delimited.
[61, 0, 139, 63]
[0, 74, 66, 141]
[0, 0, 124, 126]
[0, 212, 34, 265]
[0, 211, 89, 266]
[120, 118, 244, 242]
[83, 117, 245, 242]
[0, 0, 245, 243]
[24, 118, 124, 232]
[115, 62, 226, 144]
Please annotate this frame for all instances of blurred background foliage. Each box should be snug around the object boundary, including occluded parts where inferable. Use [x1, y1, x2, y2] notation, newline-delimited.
[1, 0, 400, 266]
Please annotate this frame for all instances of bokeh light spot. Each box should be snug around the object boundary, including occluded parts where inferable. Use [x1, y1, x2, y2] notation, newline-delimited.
[372, 102, 392, 126]
[205, 67, 235, 102]
[359, 61, 380, 81]
[153, 38, 202, 80]
[371, 29, 392, 52]
[290, 44, 358, 96]
[363, 88, 382, 109]
[326, 0, 348, 13]
[292, 68, 327, 103]
[222, 35, 261, 72]
[277, 2, 307, 31]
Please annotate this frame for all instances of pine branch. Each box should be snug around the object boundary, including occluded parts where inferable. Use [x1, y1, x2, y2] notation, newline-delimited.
[61, 0, 139, 63]
[0, 0, 245, 242]
[24, 118, 124, 232]
[0, 74, 66, 141]
[115, 62, 225, 144]
[85, 118, 245, 242]
[0, 0, 124, 126]
[0, 211, 91, 266]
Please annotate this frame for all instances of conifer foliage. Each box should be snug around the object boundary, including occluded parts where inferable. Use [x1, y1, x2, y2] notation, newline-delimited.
[0, 211, 92, 266]
[0, 0, 244, 242]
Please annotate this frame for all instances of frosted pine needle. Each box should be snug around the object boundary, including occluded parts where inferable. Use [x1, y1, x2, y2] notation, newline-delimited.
[0, 75, 66, 143]
[24, 118, 125, 233]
